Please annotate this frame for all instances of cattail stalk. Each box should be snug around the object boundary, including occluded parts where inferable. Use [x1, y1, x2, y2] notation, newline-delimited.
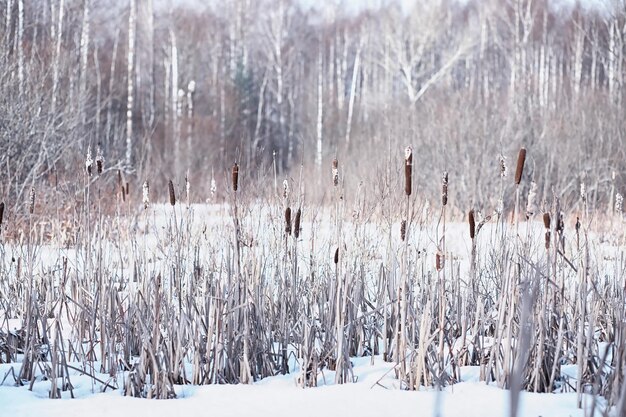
[168, 180, 176, 206]
[514, 148, 526, 185]
[284, 207, 292, 235]
[294, 208, 301, 239]
[232, 163, 239, 192]
[404, 147, 412, 196]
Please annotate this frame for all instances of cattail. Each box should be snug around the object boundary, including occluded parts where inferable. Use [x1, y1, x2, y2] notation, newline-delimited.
[575, 216, 581, 232]
[499, 155, 507, 178]
[404, 146, 412, 196]
[283, 179, 290, 199]
[142, 181, 150, 210]
[616, 193, 623, 214]
[95, 144, 104, 175]
[556, 212, 564, 233]
[232, 163, 239, 192]
[436, 252, 444, 271]
[332, 159, 339, 187]
[545, 231, 551, 250]
[29, 187, 35, 214]
[125, 182, 130, 196]
[543, 212, 551, 230]
[294, 208, 301, 239]
[400, 220, 407, 241]
[85, 147, 93, 176]
[284, 207, 292, 235]
[468, 209, 475, 239]
[441, 171, 448, 206]
[514, 147, 526, 185]
[168, 180, 176, 206]
[0, 201, 4, 231]
[333, 247, 339, 264]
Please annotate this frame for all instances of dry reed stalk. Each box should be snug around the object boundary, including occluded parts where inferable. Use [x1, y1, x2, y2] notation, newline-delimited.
[96, 145, 104, 175]
[143, 181, 150, 210]
[285, 207, 292, 235]
[442, 171, 448, 206]
[29, 187, 35, 214]
[86, 147, 93, 176]
[232, 163, 239, 192]
[404, 147, 413, 196]
[294, 208, 301, 239]
[515, 148, 526, 185]
[168, 180, 176, 206]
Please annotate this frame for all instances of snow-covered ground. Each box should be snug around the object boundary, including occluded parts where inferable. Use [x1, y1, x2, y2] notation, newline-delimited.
[0, 356, 607, 417]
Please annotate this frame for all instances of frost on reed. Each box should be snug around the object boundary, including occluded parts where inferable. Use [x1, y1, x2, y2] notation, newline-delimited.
[85, 147, 93, 176]
[28, 187, 35, 214]
[142, 181, 150, 210]
[441, 171, 448, 206]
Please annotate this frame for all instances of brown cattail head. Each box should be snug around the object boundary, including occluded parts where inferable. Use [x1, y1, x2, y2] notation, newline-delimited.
[514, 147, 526, 185]
[404, 147, 413, 196]
[29, 187, 35, 214]
[294, 208, 301, 239]
[441, 171, 448, 206]
[95, 144, 104, 175]
[436, 252, 444, 271]
[400, 220, 407, 241]
[332, 158, 339, 187]
[575, 216, 581, 232]
[468, 209, 476, 239]
[0, 201, 4, 230]
[543, 212, 551, 230]
[125, 182, 130, 196]
[545, 231, 551, 250]
[168, 180, 176, 206]
[556, 212, 564, 233]
[284, 207, 292, 235]
[333, 247, 339, 264]
[232, 163, 239, 192]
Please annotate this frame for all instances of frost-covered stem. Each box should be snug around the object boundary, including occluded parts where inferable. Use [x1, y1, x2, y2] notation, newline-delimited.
[125, 0, 136, 166]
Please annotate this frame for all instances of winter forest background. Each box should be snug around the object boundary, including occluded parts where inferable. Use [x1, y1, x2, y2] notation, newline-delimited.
[1, 0, 625, 222]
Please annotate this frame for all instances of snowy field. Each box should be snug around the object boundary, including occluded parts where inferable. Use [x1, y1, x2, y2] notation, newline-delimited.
[0, 203, 623, 417]
[0, 356, 608, 417]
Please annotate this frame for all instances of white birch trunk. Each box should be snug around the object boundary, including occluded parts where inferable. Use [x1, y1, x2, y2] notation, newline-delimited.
[126, 0, 136, 166]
